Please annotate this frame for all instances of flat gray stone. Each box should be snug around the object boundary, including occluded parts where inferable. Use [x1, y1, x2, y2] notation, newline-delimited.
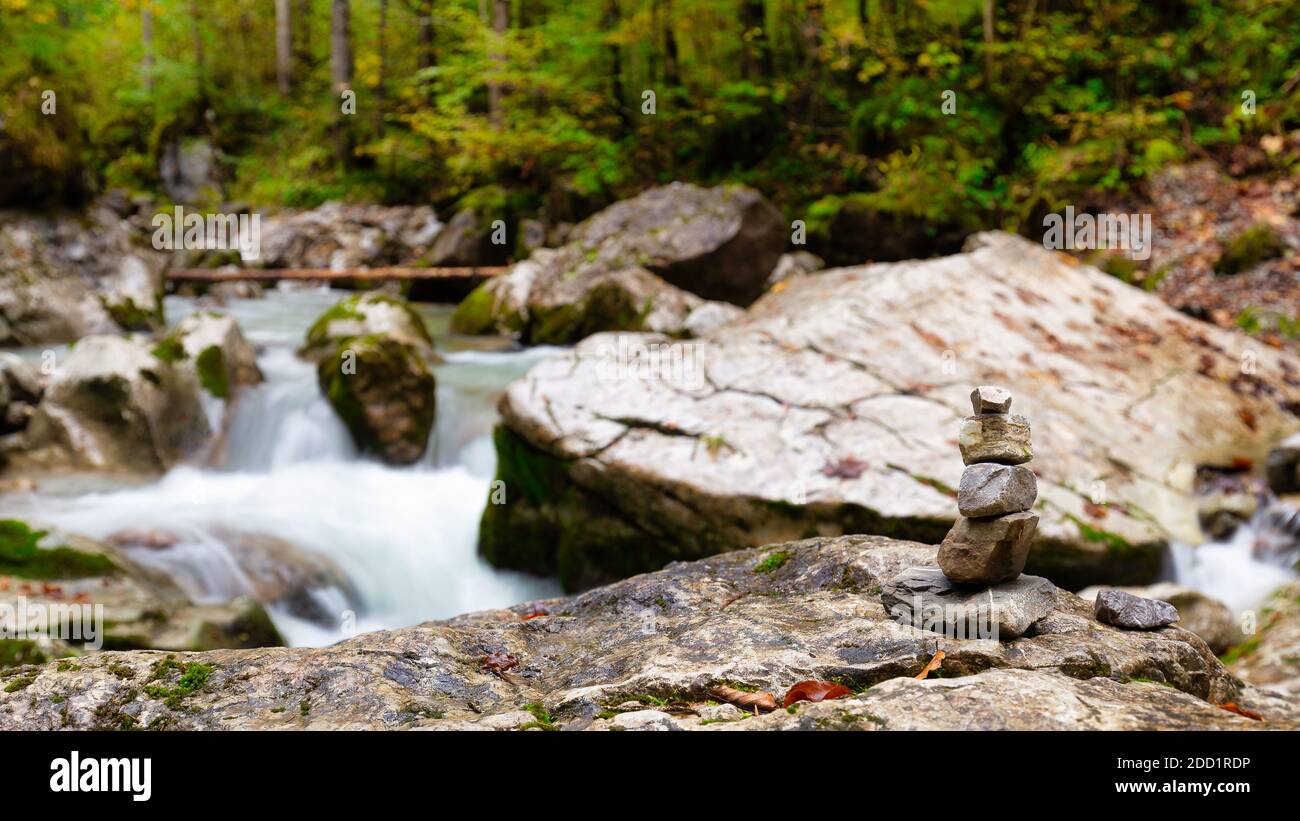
[1094, 589, 1179, 630]
[958, 413, 1033, 465]
[957, 463, 1037, 518]
[881, 566, 1057, 640]
[970, 385, 1012, 415]
[937, 511, 1038, 585]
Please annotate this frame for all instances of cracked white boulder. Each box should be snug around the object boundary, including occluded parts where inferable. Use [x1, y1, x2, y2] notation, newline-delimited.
[484, 231, 1300, 591]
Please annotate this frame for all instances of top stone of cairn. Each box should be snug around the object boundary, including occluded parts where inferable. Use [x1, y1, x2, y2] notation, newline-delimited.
[970, 385, 1012, 415]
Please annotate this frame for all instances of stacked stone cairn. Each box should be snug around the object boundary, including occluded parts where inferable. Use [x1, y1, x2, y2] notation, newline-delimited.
[937, 386, 1039, 586]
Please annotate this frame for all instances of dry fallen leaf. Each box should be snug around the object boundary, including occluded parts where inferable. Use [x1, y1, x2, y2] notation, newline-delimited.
[820, 456, 869, 479]
[481, 651, 519, 674]
[915, 650, 946, 680]
[783, 680, 853, 708]
[1218, 702, 1263, 721]
[710, 685, 778, 713]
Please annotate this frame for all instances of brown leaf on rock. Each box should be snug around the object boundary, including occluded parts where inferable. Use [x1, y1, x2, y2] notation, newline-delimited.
[915, 650, 946, 680]
[1082, 501, 1109, 519]
[782, 680, 853, 708]
[821, 456, 869, 479]
[1218, 702, 1263, 721]
[481, 651, 519, 674]
[711, 685, 778, 713]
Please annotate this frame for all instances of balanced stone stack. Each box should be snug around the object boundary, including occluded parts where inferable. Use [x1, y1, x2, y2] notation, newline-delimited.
[937, 386, 1039, 586]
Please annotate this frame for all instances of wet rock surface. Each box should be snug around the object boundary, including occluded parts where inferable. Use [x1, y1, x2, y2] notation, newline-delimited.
[3, 534, 1276, 731]
[485, 232, 1300, 590]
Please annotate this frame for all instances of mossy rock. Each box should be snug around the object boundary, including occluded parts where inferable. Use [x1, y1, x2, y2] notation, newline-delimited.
[450, 281, 514, 336]
[1214, 223, 1286, 276]
[317, 335, 436, 465]
[0, 520, 119, 580]
[302, 293, 436, 360]
[103, 295, 163, 333]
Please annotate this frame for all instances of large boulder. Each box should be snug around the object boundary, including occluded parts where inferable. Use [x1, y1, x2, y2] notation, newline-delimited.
[0, 206, 166, 346]
[2, 534, 1288, 730]
[0, 520, 281, 669]
[317, 335, 436, 465]
[483, 232, 1300, 592]
[155, 311, 263, 400]
[300, 293, 437, 362]
[255, 202, 443, 270]
[0, 353, 42, 435]
[2, 335, 210, 474]
[451, 183, 786, 343]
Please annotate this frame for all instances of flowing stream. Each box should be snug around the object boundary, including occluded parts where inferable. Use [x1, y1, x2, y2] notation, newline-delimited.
[3, 287, 1296, 646]
[1, 288, 563, 646]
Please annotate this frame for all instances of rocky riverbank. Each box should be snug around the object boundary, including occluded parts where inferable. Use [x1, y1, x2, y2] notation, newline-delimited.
[1, 533, 1293, 730]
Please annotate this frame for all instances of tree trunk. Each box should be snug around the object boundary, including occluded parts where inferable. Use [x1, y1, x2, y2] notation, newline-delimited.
[488, 0, 508, 129]
[190, 0, 205, 97]
[141, 5, 154, 94]
[741, 0, 771, 81]
[604, 0, 628, 128]
[276, 0, 292, 95]
[417, 2, 435, 70]
[330, 0, 353, 92]
[983, 0, 995, 86]
[330, 0, 353, 164]
[662, 0, 679, 86]
[377, 0, 388, 108]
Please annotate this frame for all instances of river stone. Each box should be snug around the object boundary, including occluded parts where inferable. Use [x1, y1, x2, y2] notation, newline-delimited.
[957, 463, 1037, 518]
[1, 205, 165, 345]
[1078, 582, 1238, 654]
[300, 292, 437, 362]
[161, 311, 264, 399]
[1094, 589, 1180, 630]
[3, 534, 1263, 730]
[938, 511, 1039, 585]
[881, 566, 1057, 639]
[2, 335, 210, 474]
[958, 413, 1033, 465]
[452, 183, 786, 344]
[970, 385, 1012, 415]
[485, 231, 1300, 592]
[1266, 433, 1300, 495]
[317, 335, 436, 465]
[0, 523, 282, 656]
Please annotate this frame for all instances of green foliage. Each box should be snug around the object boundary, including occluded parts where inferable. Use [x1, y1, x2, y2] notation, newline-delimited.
[1, 0, 1298, 234]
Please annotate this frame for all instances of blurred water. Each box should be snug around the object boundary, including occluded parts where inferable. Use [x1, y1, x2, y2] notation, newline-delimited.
[1168, 498, 1300, 615]
[1, 290, 563, 646]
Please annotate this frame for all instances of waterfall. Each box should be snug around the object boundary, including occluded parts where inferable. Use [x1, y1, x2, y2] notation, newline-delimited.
[1, 291, 563, 647]
[1169, 496, 1300, 615]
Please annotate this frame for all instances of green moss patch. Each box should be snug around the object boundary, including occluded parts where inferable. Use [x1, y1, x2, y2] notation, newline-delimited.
[1215, 224, 1285, 276]
[143, 657, 213, 710]
[0, 639, 47, 669]
[753, 550, 792, 574]
[194, 345, 230, 398]
[0, 520, 118, 580]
